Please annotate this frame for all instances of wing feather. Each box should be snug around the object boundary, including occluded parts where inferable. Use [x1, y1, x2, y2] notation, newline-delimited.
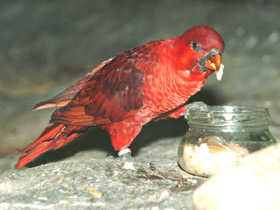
[49, 41, 160, 126]
[32, 57, 114, 111]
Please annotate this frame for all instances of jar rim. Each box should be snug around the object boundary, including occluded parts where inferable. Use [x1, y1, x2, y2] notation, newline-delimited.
[189, 105, 268, 114]
[188, 105, 270, 127]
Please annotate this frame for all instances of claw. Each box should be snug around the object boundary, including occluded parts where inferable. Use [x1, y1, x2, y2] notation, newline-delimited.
[106, 148, 156, 170]
[184, 101, 208, 121]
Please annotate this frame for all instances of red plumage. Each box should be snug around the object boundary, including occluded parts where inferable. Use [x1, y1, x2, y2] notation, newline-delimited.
[16, 25, 225, 169]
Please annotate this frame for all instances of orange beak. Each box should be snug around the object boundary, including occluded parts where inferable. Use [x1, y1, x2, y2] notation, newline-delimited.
[205, 54, 222, 71]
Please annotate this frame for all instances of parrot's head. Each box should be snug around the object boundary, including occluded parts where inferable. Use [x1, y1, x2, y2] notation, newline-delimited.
[173, 25, 225, 80]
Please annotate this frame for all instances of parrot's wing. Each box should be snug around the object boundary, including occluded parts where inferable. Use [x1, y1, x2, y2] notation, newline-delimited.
[50, 105, 111, 126]
[50, 55, 150, 126]
[32, 57, 115, 111]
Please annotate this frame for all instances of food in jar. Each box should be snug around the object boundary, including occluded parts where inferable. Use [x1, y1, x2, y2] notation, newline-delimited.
[178, 136, 249, 177]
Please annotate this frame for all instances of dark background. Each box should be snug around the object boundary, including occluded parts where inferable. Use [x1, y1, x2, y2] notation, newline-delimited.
[1, 0, 280, 162]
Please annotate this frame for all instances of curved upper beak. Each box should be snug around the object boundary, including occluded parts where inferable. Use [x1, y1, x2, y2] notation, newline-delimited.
[205, 54, 222, 72]
[198, 49, 224, 80]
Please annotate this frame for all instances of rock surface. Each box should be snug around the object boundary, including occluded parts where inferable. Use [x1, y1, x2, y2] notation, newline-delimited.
[0, 138, 205, 210]
[193, 142, 280, 210]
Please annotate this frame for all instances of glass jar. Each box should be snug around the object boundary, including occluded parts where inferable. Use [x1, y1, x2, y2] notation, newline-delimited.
[178, 105, 276, 177]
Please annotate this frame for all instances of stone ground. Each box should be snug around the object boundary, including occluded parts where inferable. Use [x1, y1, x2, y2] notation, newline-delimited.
[0, 0, 280, 209]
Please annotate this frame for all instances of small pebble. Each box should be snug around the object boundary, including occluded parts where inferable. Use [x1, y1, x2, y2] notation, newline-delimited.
[88, 188, 102, 198]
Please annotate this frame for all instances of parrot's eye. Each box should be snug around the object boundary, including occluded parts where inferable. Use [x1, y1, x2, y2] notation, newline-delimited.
[191, 41, 203, 52]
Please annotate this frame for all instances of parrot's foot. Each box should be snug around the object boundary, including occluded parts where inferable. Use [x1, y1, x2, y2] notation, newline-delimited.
[183, 101, 208, 121]
[105, 148, 132, 161]
[106, 148, 156, 170]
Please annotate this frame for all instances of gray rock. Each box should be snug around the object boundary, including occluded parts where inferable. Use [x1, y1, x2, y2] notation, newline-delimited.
[0, 138, 205, 210]
[193, 142, 280, 210]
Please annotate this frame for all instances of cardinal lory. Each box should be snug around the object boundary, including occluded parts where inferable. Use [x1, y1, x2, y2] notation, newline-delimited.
[16, 25, 225, 169]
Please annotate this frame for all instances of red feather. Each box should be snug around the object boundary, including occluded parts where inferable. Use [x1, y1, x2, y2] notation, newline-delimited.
[16, 124, 87, 169]
[32, 57, 114, 111]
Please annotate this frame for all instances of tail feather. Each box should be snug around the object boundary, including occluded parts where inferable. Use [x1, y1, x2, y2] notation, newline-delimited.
[17, 124, 65, 154]
[16, 123, 88, 169]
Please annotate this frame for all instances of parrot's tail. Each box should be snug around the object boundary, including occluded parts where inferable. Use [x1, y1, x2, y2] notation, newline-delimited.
[16, 123, 88, 169]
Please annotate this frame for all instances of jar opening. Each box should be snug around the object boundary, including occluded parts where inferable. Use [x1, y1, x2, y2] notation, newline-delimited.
[188, 105, 270, 127]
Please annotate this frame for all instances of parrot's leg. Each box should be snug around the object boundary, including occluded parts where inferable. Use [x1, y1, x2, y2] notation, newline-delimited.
[118, 149, 133, 162]
[103, 118, 156, 169]
[162, 101, 208, 121]
[183, 101, 208, 120]
[118, 148, 132, 158]
[105, 149, 131, 161]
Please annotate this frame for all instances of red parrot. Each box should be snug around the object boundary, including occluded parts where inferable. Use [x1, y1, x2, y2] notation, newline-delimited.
[16, 25, 225, 169]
